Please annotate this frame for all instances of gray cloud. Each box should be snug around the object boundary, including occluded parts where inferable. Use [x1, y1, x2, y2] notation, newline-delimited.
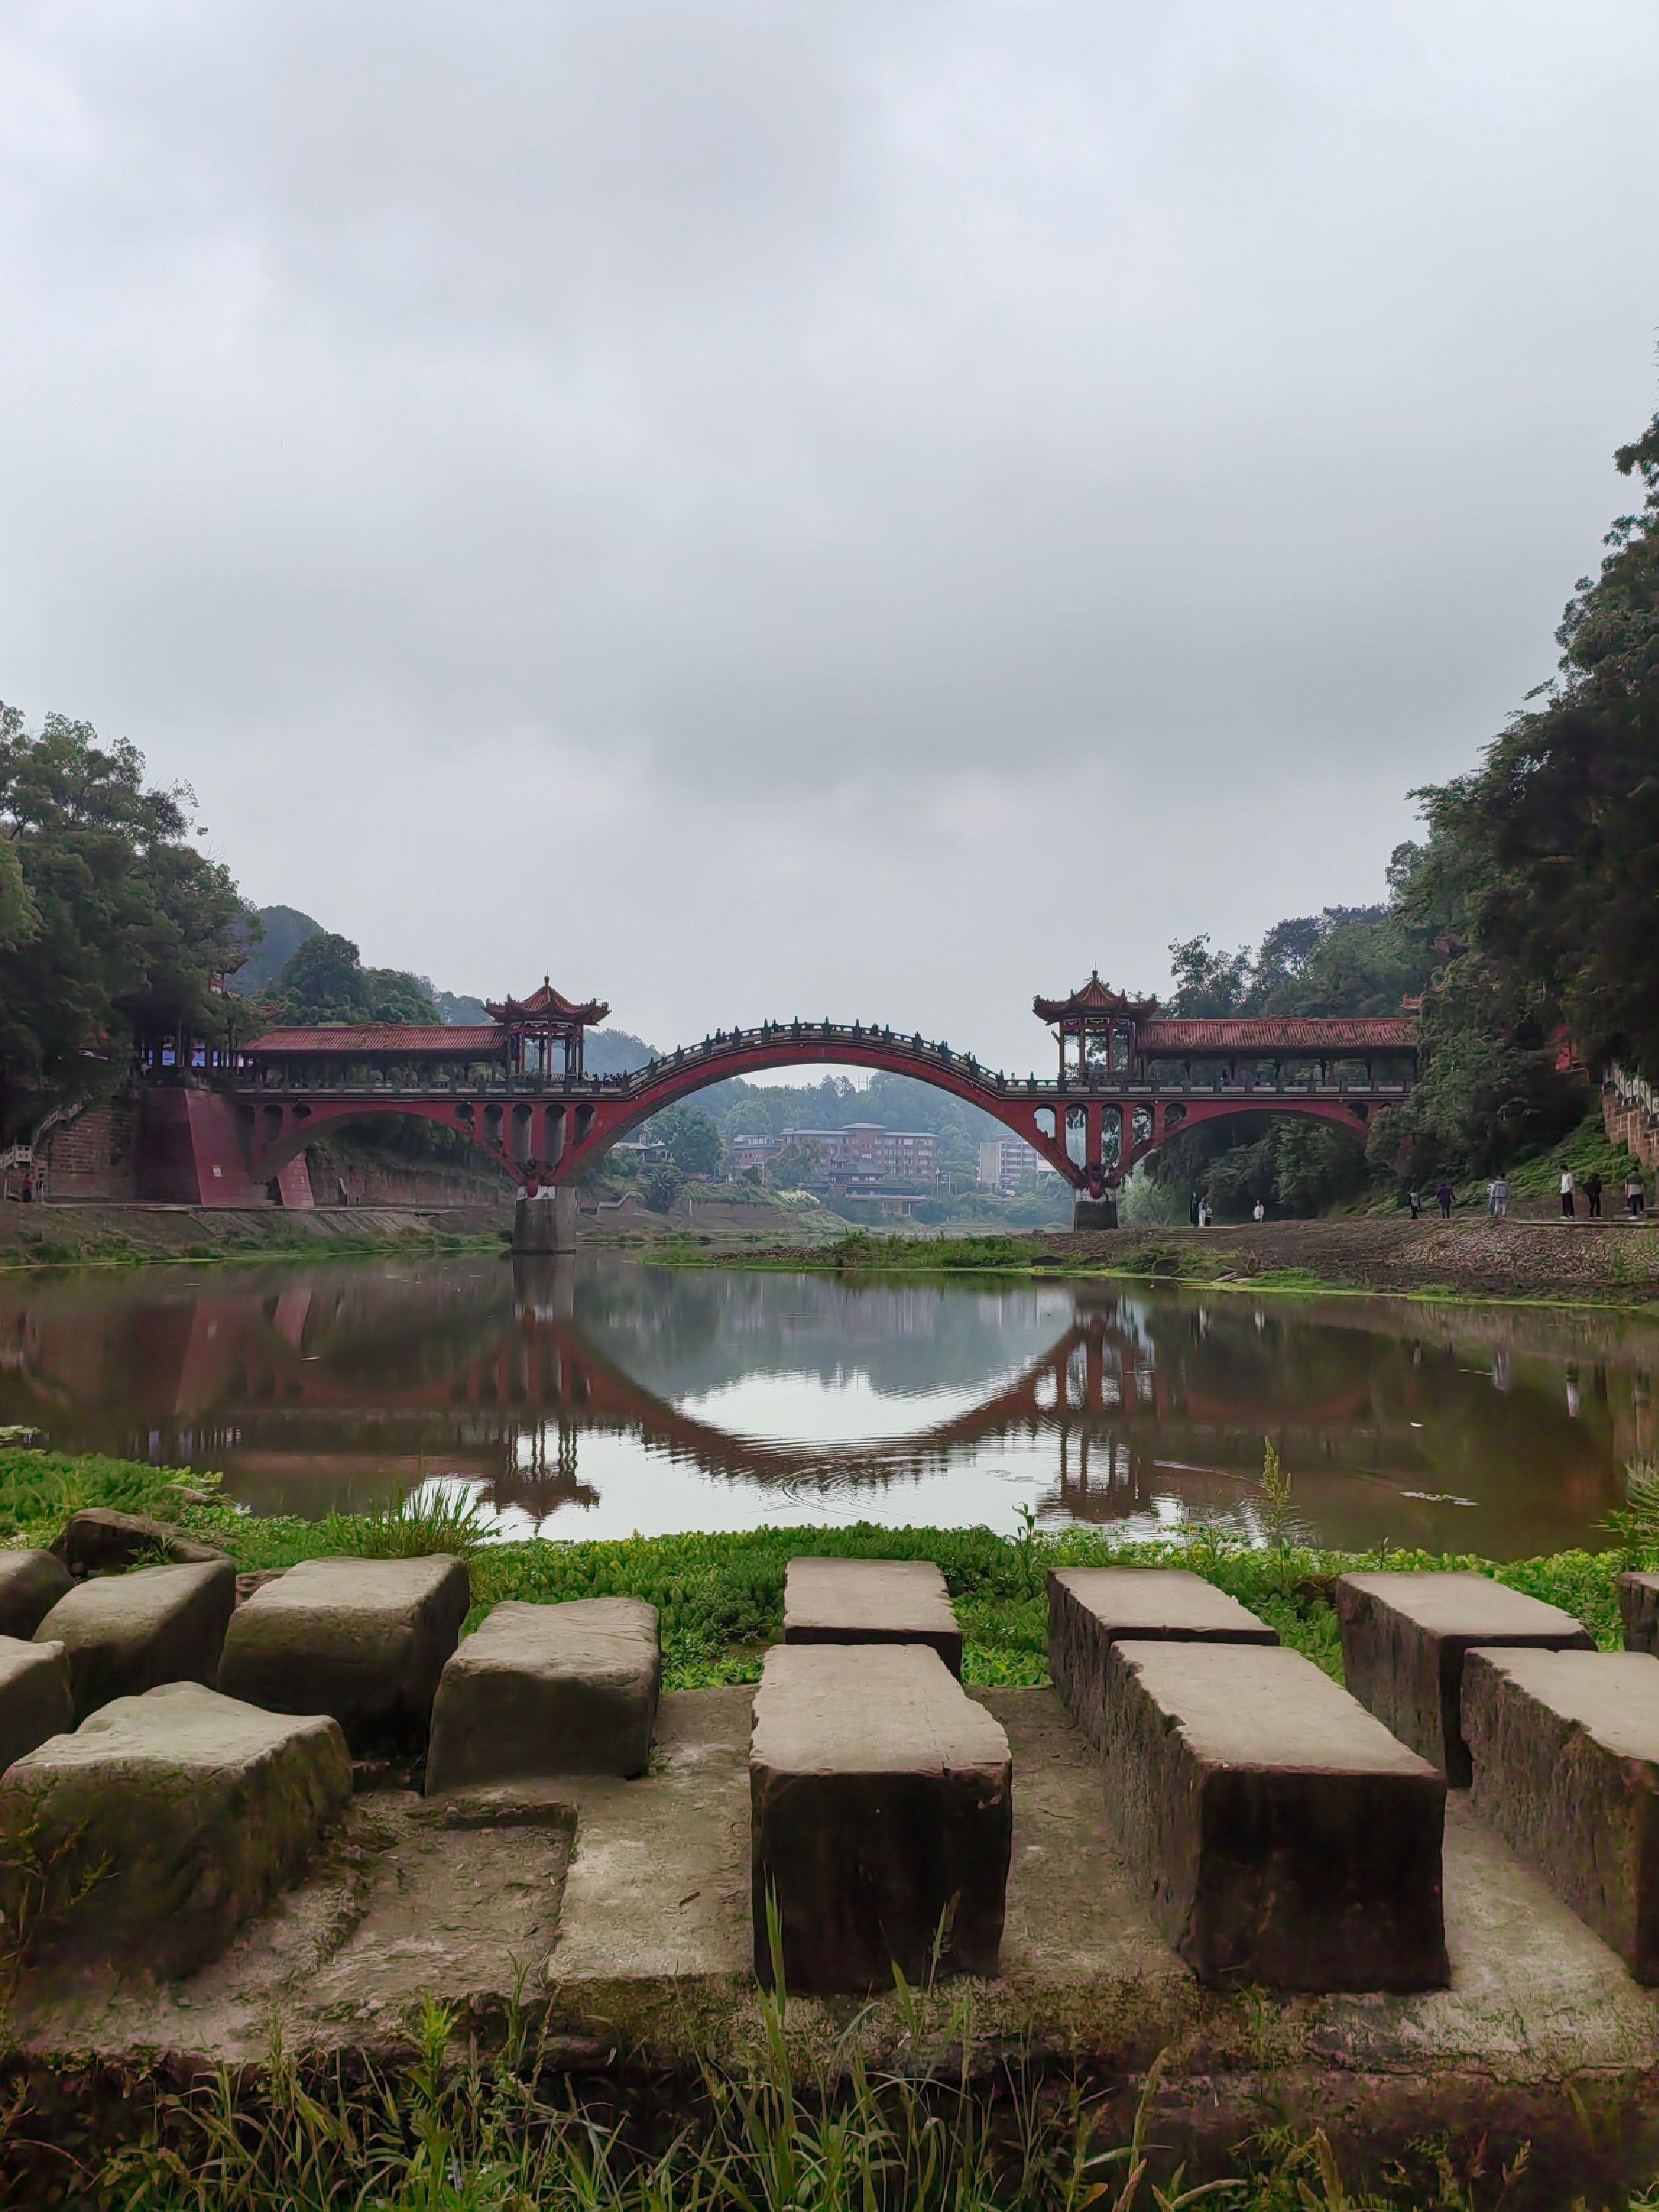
[2, 0, 1657, 1066]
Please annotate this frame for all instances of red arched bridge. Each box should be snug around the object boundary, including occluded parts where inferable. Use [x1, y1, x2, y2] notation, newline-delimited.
[166, 971, 1417, 1226]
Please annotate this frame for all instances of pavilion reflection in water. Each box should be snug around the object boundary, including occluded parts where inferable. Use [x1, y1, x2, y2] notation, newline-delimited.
[0, 1251, 1651, 1554]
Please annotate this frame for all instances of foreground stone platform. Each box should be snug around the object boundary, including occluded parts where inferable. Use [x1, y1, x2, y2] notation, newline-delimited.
[34, 1558, 236, 1723]
[15, 1686, 1659, 2197]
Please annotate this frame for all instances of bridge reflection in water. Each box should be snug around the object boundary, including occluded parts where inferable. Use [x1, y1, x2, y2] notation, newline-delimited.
[0, 1254, 1651, 1557]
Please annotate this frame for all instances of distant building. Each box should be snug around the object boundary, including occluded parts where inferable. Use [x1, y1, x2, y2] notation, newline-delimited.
[978, 1136, 1058, 1194]
[733, 1124, 937, 1192]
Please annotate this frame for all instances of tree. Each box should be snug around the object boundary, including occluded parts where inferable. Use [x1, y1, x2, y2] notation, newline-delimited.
[651, 1104, 725, 1179]
[1166, 935, 1252, 1016]
[768, 1138, 826, 1189]
[268, 932, 438, 1025]
[0, 704, 250, 1130]
[642, 1161, 686, 1214]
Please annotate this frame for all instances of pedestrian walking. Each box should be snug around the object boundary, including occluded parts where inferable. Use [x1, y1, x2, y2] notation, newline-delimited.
[1252, 1199, 1266, 1223]
[1586, 1172, 1603, 1219]
[1189, 1190, 1200, 1226]
[1560, 1169, 1576, 1219]
[1627, 1171, 1647, 1218]
[1487, 1176, 1510, 1221]
[1408, 1187, 1422, 1220]
[1435, 1181, 1453, 1219]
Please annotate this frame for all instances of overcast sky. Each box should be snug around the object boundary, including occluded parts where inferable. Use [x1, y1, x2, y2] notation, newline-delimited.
[2, 2, 1657, 1069]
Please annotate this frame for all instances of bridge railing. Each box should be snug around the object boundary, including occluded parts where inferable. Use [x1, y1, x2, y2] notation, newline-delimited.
[232, 1019, 1416, 1101]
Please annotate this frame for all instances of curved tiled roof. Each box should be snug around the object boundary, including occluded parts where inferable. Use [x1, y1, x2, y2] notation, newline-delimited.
[1139, 1018, 1417, 1052]
[242, 1026, 502, 1054]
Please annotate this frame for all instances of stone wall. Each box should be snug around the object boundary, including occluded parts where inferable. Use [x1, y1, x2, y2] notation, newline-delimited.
[306, 1151, 512, 1210]
[1603, 1079, 1659, 1173]
[37, 1101, 137, 1200]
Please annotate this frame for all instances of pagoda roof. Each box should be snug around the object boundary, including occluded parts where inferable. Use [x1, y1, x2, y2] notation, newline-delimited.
[1033, 971, 1160, 1022]
[242, 1025, 501, 1056]
[483, 976, 609, 1025]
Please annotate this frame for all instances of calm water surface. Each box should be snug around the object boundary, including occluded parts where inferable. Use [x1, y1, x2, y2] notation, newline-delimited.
[2, 1253, 1655, 1556]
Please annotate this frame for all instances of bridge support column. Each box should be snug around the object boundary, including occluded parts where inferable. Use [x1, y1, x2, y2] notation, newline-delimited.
[1071, 1189, 1118, 1232]
[513, 1186, 579, 1255]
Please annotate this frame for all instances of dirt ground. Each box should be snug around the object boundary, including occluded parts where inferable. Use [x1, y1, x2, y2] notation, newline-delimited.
[0, 1200, 510, 1265]
[750, 1215, 1659, 1305]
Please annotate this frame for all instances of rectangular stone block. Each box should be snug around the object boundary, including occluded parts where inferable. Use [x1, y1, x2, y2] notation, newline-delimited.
[0, 1636, 73, 1774]
[1047, 1567, 1277, 1744]
[34, 1559, 237, 1723]
[1618, 1572, 1659, 1656]
[0, 1549, 72, 1639]
[1101, 1641, 1447, 1991]
[750, 1643, 1011, 1993]
[0, 1680, 351, 1975]
[425, 1597, 661, 1793]
[217, 1554, 470, 1752]
[782, 1556, 963, 1676]
[1464, 1648, 1659, 1982]
[1336, 1571, 1593, 1784]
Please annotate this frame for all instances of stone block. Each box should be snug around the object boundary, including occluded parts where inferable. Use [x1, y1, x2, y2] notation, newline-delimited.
[750, 1642, 1011, 1993]
[1336, 1571, 1593, 1784]
[217, 1554, 471, 1752]
[35, 1559, 237, 1723]
[1047, 1567, 1277, 1744]
[53, 1507, 226, 1575]
[0, 1548, 72, 1639]
[1618, 1572, 1659, 1656]
[1101, 1641, 1447, 1991]
[782, 1556, 963, 1676]
[0, 1680, 351, 1976]
[0, 1637, 73, 1774]
[1464, 1648, 1659, 1981]
[425, 1597, 661, 1793]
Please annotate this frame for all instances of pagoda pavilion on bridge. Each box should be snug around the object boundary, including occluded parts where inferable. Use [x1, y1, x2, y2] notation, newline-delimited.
[483, 979, 610, 1079]
[1033, 972, 1160, 1079]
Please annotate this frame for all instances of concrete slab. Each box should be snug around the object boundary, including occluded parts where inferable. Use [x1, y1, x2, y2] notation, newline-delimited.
[0, 1636, 73, 1774]
[34, 1558, 237, 1723]
[1336, 1569, 1593, 1784]
[16, 1689, 1659, 2197]
[217, 1553, 471, 1753]
[1101, 1640, 1447, 1990]
[1047, 1566, 1277, 1744]
[1464, 1647, 1659, 1982]
[0, 1680, 351, 1976]
[1619, 1571, 1659, 1656]
[0, 1548, 72, 1639]
[749, 1643, 1011, 1993]
[782, 1556, 963, 1675]
[426, 1598, 661, 1794]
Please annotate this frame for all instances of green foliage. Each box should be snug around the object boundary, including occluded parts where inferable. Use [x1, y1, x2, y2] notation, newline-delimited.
[226, 904, 321, 996]
[0, 704, 251, 1129]
[266, 930, 440, 1026]
[767, 1137, 827, 1189]
[643, 1159, 687, 1214]
[650, 1104, 726, 1178]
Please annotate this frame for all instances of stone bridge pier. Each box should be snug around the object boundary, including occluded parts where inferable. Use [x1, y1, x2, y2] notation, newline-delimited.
[513, 1187, 579, 1255]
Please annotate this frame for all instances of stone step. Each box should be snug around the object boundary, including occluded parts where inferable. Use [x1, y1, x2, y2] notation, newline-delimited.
[781, 1556, 963, 1676]
[1618, 1573, 1659, 1656]
[0, 1636, 73, 1775]
[1100, 1640, 1447, 1991]
[425, 1597, 661, 1794]
[0, 1550, 71, 1641]
[1464, 1647, 1659, 1982]
[1047, 1566, 1277, 1744]
[218, 1553, 471, 1754]
[1336, 1570, 1593, 1784]
[749, 1643, 1011, 1994]
[0, 1680, 350, 1977]
[34, 1559, 237, 1723]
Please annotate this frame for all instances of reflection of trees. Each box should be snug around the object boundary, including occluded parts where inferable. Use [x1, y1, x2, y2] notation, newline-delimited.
[0, 1258, 1648, 1552]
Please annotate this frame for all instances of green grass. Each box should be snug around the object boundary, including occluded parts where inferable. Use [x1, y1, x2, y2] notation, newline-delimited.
[1, 1447, 1638, 1690]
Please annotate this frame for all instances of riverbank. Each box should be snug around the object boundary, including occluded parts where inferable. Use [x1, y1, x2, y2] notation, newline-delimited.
[4, 1453, 1658, 2209]
[708, 1215, 1659, 1306]
[0, 1200, 510, 1267]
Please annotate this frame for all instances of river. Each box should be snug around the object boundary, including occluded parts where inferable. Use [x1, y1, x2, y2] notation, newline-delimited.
[1, 1252, 1653, 1557]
